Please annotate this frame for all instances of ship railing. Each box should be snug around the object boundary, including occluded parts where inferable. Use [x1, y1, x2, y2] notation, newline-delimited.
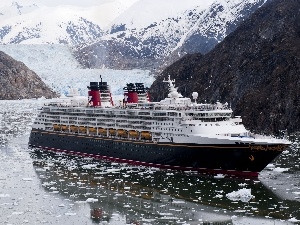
[142, 122, 152, 125]
[117, 122, 130, 125]
[140, 127, 151, 130]
[131, 122, 143, 126]
[102, 120, 115, 124]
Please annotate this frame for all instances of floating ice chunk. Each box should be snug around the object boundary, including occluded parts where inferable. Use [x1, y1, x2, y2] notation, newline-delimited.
[82, 164, 98, 169]
[12, 211, 24, 215]
[65, 212, 76, 216]
[266, 163, 275, 168]
[0, 194, 10, 198]
[22, 178, 33, 181]
[106, 168, 121, 173]
[75, 201, 86, 204]
[42, 182, 52, 187]
[273, 167, 289, 172]
[86, 198, 98, 203]
[226, 188, 254, 203]
[288, 217, 300, 222]
[214, 174, 225, 178]
[215, 194, 223, 198]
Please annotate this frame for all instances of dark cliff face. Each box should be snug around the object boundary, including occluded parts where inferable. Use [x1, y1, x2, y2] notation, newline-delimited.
[0, 51, 58, 100]
[149, 0, 300, 134]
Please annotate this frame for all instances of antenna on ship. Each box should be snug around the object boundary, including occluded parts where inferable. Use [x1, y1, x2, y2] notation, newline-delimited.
[163, 75, 182, 98]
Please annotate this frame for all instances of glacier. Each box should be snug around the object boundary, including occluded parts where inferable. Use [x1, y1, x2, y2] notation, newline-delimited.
[0, 44, 155, 100]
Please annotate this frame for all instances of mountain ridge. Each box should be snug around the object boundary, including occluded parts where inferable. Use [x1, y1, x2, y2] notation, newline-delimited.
[149, 0, 300, 134]
[75, 0, 267, 70]
[0, 0, 268, 71]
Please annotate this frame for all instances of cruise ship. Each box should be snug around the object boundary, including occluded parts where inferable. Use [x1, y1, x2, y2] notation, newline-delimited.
[28, 76, 290, 177]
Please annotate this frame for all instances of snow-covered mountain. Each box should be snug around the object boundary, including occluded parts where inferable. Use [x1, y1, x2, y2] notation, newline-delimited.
[0, 0, 268, 70]
[75, 0, 268, 70]
[0, 0, 138, 45]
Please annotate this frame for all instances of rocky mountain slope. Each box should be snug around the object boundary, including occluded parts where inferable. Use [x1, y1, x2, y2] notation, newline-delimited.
[0, 0, 135, 46]
[0, 44, 154, 99]
[149, 0, 300, 135]
[74, 0, 267, 70]
[0, 5, 103, 46]
[0, 0, 269, 71]
[0, 51, 58, 99]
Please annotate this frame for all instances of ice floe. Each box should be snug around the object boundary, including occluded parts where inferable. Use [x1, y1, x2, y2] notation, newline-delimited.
[226, 188, 254, 203]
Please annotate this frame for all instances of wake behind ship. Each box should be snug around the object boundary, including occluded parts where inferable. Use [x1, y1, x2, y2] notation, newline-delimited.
[29, 75, 290, 177]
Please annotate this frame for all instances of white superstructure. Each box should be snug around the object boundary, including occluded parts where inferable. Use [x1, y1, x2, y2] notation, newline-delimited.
[32, 76, 288, 146]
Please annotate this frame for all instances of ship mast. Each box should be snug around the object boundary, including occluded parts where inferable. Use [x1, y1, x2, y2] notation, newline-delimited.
[163, 75, 182, 98]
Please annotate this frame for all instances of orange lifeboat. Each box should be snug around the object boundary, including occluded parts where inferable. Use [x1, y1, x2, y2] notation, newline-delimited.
[70, 125, 78, 132]
[109, 128, 116, 136]
[117, 129, 128, 137]
[129, 130, 139, 138]
[98, 128, 107, 135]
[141, 131, 151, 140]
[61, 125, 68, 131]
[53, 124, 60, 131]
[89, 127, 97, 134]
[79, 126, 87, 133]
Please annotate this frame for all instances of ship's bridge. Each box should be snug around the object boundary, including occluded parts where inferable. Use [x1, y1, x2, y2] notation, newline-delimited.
[159, 97, 191, 106]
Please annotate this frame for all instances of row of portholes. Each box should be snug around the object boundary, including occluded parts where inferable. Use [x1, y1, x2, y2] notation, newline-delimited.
[154, 127, 183, 132]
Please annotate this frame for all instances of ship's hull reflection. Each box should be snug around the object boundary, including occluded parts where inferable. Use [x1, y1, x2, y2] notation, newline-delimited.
[30, 148, 295, 224]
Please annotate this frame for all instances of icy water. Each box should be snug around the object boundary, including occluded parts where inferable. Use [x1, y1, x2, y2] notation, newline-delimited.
[0, 100, 300, 225]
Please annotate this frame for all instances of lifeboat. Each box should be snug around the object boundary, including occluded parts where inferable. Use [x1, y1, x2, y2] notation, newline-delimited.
[117, 129, 128, 137]
[141, 131, 151, 140]
[79, 126, 87, 133]
[109, 128, 116, 136]
[89, 127, 97, 134]
[70, 125, 78, 132]
[98, 128, 107, 135]
[53, 124, 60, 131]
[61, 125, 68, 131]
[129, 130, 139, 138]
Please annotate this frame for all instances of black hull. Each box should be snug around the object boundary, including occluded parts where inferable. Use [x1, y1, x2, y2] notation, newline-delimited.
[28, 129, 287, 177]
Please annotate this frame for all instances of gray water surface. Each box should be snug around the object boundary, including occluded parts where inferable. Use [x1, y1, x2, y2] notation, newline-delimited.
[0, 99, 299, 225]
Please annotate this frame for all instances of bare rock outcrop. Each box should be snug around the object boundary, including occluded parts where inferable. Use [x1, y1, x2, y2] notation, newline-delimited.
[0, 51, 58, 99]
[149, 0, 300, 134]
